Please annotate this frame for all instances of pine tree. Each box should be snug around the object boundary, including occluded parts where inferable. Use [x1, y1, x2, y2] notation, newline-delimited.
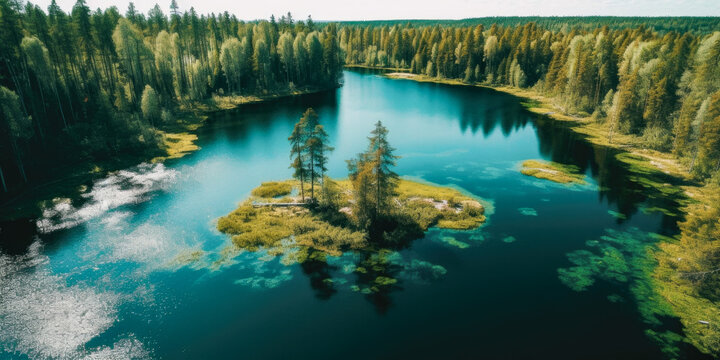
[310, 124, 333, 183]
[366, 121, 399, 216]
[301, 108, 320, 199]
[0, 86, 33, 184]
[289, 120, 307, 202]
[694, 91, 720, 178]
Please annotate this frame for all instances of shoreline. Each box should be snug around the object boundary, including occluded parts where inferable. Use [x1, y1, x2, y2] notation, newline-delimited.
[0, 86, 337, 222]
[344, 64, 411, 72]
[381, 71, 697, 188]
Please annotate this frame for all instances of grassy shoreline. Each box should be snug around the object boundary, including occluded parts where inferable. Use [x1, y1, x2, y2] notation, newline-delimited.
[382, 71, 694, 184]
[344, 64, 411, 72]
[0, 86, 335, 221]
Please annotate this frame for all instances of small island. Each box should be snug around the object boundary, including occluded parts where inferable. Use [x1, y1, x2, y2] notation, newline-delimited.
[520, 159, 586, 184]
[217, 108, 486, 262]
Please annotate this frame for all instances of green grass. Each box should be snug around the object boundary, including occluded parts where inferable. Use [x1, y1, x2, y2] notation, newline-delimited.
[217, 178, 488, 261]
[217, 202, 367, 256]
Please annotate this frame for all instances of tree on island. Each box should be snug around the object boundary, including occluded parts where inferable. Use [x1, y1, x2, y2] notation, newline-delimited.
[288, 121, 307, 201]
[289, 107, 334, 202]
[347, 121, 400, 228]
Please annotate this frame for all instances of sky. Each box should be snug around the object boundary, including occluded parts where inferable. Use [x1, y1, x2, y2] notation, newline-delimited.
[28, 0, 720, 20]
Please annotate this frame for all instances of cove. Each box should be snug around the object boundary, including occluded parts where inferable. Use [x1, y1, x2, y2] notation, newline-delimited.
[0, 69, 710, 359]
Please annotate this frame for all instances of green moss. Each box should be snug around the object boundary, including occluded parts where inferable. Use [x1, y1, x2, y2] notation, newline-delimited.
[520, 159, 586, 184]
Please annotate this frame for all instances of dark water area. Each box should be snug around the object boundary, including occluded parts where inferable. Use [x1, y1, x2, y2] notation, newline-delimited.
[0, 70, 709, 359]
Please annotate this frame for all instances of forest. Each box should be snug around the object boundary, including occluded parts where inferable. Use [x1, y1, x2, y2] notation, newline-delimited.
[341, 17, 720, 34]
[0, 0, 342, 199]
[339, 22, 720, 181]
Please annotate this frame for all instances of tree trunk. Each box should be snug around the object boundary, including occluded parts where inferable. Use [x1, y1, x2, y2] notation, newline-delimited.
[310, 152, 315, 200]
[299, 172, 305, 202]
[11, 140, 27, 184]
[0, 165, 7, 193]
[52, 82, 68, 129]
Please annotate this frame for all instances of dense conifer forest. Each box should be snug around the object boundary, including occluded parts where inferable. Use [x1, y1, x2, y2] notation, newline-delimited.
[0, 0, 342, 198]
[341, 17, 720, 34]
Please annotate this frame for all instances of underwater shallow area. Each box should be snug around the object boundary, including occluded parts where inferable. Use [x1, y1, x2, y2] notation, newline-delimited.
[0, 70, 709, 359]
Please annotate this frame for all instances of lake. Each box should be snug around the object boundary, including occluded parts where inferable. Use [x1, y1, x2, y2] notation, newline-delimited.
[0, 69, 708, 359]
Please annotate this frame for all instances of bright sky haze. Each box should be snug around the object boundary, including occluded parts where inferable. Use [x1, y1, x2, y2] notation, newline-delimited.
[29, 0, 720, 20]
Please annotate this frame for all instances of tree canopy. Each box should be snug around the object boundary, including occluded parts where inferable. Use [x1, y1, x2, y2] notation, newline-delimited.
[0, 3, 343, 198]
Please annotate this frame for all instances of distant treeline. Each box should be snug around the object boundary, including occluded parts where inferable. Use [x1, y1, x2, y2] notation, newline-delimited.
[339, 23, 720, 180]
[0, 0, 342, 197]
[340, 17, 720, 34]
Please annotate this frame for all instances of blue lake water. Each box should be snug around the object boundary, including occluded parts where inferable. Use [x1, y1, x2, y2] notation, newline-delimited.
[0, 70, 708, 359]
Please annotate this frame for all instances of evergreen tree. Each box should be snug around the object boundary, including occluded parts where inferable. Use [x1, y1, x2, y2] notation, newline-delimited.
[694, 92, 720, 178]
[0, 86, 33, 184]
[347, 121, 399, 227]
[289, 120, 307, 201]
[366, 121, 399, 216]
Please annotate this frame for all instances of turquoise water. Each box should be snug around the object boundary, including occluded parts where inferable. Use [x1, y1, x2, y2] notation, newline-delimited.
[0, 70, 707, 359]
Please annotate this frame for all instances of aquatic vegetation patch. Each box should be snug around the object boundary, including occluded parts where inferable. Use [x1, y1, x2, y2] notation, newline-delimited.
[168, 249, 206, 270]
[502, 236, 517, 243]
[558, 229, 653, 292]
[399, 259, 448, 283]
[374, 276, 398, 286]
[520, 159, 586, 185]
[518, 207, 538, 216]
[438, 236, 470, 249]
[234, 268, 294, 289]
[154, 131, 200, 162]
[607, 210, 627, 220]
[557, 228, 688, 357]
